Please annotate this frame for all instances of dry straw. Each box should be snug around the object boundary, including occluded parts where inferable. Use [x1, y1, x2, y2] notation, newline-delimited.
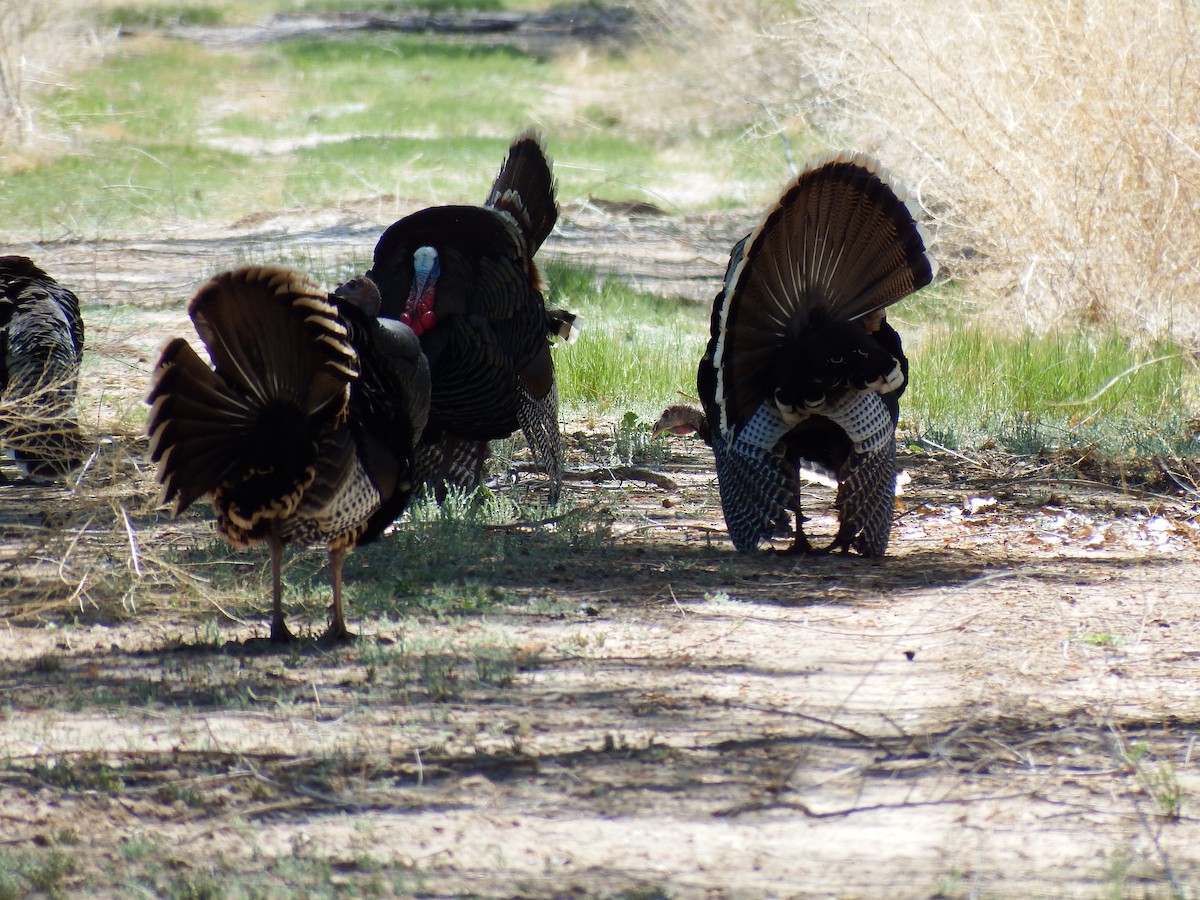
[0, 1, 109, 148]
[646, 0, 1200, 343]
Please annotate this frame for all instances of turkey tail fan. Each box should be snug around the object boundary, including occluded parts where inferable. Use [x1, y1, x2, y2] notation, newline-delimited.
[146, 266, 359, 516]
[486, 129, 558, 255]
[187, 267, 357, 418]
[713, 152, 936, 438]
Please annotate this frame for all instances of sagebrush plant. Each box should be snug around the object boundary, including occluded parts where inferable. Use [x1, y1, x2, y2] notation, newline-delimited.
[644, 0, 1200, 344]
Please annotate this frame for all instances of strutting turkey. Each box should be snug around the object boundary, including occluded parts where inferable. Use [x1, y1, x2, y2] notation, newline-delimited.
[0, 256, 87, 476]
[147, 266, 431, 642]
[365, 129, 577, 502]
[654, 153, 935, 556]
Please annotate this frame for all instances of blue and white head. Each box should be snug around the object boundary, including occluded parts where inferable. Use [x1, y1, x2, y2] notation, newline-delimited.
[403, 246, 442, 337]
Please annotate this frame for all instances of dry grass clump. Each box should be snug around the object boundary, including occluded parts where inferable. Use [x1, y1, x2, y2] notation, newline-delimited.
[0, 2, 111, 148]
[0, 433, 168, 624]
[0, 370, 88, 477]
[642, 0, 1200, 342]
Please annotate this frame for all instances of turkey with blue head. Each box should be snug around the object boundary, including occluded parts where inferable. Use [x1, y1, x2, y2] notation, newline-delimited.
[0, 256, 88, 477]
[365, 129, 577, 502]
[147, 266, 430, 642]
[654, 153, 935, 556]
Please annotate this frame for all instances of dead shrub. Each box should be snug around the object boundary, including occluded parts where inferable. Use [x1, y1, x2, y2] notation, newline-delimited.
[642, 0, 1200, 342]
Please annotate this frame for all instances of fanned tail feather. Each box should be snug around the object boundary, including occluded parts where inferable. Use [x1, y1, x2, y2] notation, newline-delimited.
[714, 152, 935, 438]
[486, 129, 558, 253]
[146, 266, 360, 518]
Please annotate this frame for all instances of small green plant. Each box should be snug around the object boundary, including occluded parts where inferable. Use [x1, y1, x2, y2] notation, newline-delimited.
[31, 753, 126, 794]
[163, 782, 206, 809]
[473, 643, 520, 688]
[0, 846, 82, 900]
[611, 411, 668, 465]
[165, 869, 224, 900]
[417, 651, 462, 702]
[1144, 763, 1184, 821]
[1114, 736, 1186, 822]
[120, 835, 162, 863]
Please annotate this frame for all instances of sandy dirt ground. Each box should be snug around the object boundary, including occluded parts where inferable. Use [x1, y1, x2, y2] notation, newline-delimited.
[1, 203, 1199, 898]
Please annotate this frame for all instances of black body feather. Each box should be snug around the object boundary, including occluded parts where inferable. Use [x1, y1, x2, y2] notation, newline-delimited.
[701, 154, 935, 555]
[365, 130, 571, 501]
[0, 256, 87, 476]
[147, 266, 430, 641]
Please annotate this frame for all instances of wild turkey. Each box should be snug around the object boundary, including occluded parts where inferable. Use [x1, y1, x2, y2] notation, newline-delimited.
[365, 129, 576, 502]
[147, 266, 431, 642]
[0, 256, 87, 476]
[655, 153, 935, 556]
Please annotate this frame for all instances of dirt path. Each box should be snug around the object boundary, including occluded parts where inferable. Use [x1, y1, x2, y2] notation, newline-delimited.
[1, 216, 1199, 893]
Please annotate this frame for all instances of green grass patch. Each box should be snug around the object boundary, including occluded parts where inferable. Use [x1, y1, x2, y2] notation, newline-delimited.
[545, 261, 707, 418]
[102, 4, 228, 29]
[904, 323, 1200, 456]
[236, 36, 548, 141]
[0, 143, 251, 238]
[4, 16, 754, 233]
[4, 32, 556, 232]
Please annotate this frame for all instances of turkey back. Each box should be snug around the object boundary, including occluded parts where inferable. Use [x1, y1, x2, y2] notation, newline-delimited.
[147, 266, 359, 522]
[713, 153, 935, 440]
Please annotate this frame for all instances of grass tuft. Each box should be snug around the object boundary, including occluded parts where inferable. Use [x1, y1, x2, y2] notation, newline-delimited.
[545, 261, 706, 418]
[903, 323, 1200, 454]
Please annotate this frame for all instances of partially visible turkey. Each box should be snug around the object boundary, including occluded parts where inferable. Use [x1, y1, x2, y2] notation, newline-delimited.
[656, 154, 935, 556]
[0, 256, 87, 476]
[365, 129, 577, 502]
[147, 266, 430, 642]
